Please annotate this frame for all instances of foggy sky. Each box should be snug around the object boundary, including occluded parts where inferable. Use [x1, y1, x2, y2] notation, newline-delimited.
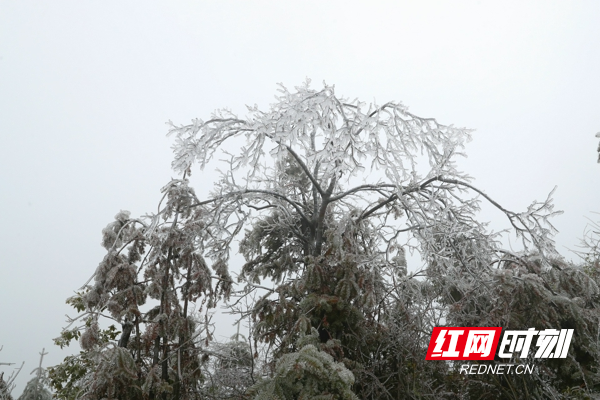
[1, 1, 599, 395]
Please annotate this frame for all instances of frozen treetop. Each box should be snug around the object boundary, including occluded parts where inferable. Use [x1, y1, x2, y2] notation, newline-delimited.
[167, 81, 559, 267]
[169, 81, 472, 193]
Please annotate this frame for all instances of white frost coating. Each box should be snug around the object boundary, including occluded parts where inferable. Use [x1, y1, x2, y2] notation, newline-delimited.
[168, 81, 560, 271]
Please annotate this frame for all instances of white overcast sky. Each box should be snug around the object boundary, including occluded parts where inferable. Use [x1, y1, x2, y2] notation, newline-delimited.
[1, 0, 599, 395]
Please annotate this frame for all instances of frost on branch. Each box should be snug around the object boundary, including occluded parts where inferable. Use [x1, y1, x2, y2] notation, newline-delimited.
[248, 329, 358, 400]
[0, 347, 23, 400]
[168, 81, 559, 271]
[51, 179, 235, 399]
[165, 82, 566, 398]
[17, 349, 52, 400]
[54, 81, 577, 399]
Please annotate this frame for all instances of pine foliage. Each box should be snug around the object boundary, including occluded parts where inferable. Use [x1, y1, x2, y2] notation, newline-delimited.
[249, 330, 358, 400]
[0, 374, 14, 400]
[17, 349, 52, 400]
[0, 347, 23, 400]
[17, 379, 52, 400]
